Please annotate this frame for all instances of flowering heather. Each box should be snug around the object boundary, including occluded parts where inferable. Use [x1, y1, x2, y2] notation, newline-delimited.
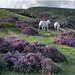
[3, 52, 17, 68]
[60, 22, 75, 29]
[0, 37, 4, 43]
[4, 35, 29, 52]
[40, 45, 67, 62]
[14, 53, 41, 73]
[20, 12, 35, 18]
[0, 36, 67, 74]
[0, 36, 12, 53]
[0, 57, 7, 73]
[16, 20, 33, 29]
[23, 44, 39, 53]
[0, 14, 18, 23]
[21, 27, 39, 35]
[41, 58, 62, 74]
[24, 41, 67, 62]
[51, 36, 74, 46]
[32, 41, 46, 47]
[13, 52, 62, 74]
[30, 19, 40, 28]
[62, 30, 75, 39]
[0, 40, 12, 53]
[1, 35, 67, 63]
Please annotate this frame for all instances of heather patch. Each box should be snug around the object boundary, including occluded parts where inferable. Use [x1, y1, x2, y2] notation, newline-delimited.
[41, 58, 62, 74]
[2, 52, 62, 74]
[51, 36, 74, 46]
[13, 52, 41, 73]
[30, 19, 40, 28]
[0, 37, 13, 53]
[40, 45, 67, 62]
[4, 35, 29, 52]
[60, 22, 75, 29]
[0, 14, 18, 23]
[20, 12, 35, 18]
[3, 52, 17, 69]
[62, 30, 75, 39]
[16, 20, 33, 29]
[0, 57, 7, 74]
[21, 27, 39, 35]
[0, 35, 67, 63]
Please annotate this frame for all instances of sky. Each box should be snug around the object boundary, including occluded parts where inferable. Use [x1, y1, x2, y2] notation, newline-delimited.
[0, 0, 75, 9]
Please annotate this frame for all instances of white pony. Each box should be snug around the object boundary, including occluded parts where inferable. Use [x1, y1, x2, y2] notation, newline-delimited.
[54, 22, 60, 31]
[39, 20, 51, 30]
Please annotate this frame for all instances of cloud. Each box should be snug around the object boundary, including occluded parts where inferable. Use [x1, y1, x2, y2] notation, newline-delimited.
[0, 0, 75, 9]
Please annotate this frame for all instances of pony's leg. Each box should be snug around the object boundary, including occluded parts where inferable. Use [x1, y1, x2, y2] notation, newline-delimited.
[47, 25, 49, 31]
[57, 27, 59, 32]
[42, 26, 44, 30]
[44, 27, 45, 30]
[38, 26, 40, 29]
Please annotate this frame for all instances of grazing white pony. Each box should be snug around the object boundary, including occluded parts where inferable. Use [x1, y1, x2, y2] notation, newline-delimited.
[54, 22, 60, 31]
[39, 20, 51, 30]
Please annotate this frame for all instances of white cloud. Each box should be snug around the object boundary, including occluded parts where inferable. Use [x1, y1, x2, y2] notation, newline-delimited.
[0, 0, 75, 9]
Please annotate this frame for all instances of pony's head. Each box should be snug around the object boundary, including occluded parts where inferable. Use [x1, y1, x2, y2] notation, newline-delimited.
[47, 20, 51, 24]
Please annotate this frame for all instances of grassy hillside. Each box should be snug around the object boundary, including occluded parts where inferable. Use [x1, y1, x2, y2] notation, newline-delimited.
[6, 7, 75, 24]
[0, 8, 33, 20]
[0, 7, 75, 74]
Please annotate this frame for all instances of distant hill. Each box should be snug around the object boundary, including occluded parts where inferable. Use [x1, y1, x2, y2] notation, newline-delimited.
[5, 7, 75, 25]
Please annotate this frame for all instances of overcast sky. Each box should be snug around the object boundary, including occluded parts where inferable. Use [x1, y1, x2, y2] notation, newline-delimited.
[0, 0, 75, 9]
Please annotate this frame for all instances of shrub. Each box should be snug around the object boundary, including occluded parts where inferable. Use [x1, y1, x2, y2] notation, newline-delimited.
[0, 57, 7, 74]
[14, 52, 62, 74]
[51, 36, 74, 46]
[0, 39, 12, 53]
[24, 41, 67, 62]
[3, 52, 17, 69]
[40, 45, 67, 62]
[41, 58, 62, 74]
[23, 44, 39, 53]
[0, 14, 18, 23]
[1, 35, 67, 63]
[21, 27, 39, 35]
[4, 35, 29, 52]
[60, 22, 75, 29]
[20, 12, 34, 18]
[30, 19, 40, 28]
[16, 20, 33, 29]
[14, 53, 41, 73]
[0, 37, 5, 43]
[62, 30, 75, 39]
